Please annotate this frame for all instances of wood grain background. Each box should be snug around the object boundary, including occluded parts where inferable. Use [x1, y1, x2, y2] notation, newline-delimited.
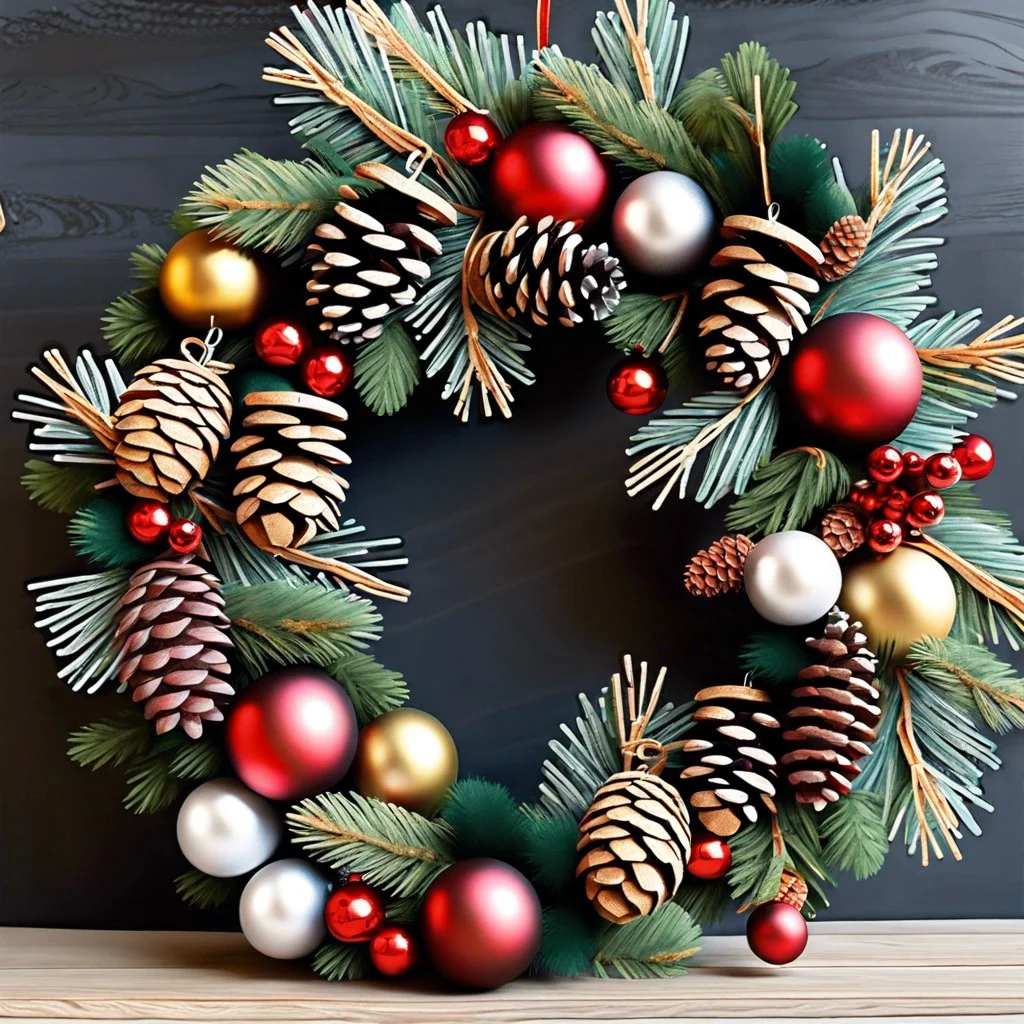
[1, 0, 1022, 931]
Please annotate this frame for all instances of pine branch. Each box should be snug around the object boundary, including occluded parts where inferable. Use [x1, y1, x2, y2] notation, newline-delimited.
[354, 322, 421, 416]
[68, 714, 152, 772]
[175, 869, 238, 910]
[441, 778, 527, 862]
[522, 813, 580, 895]
[68, 497, 154, 569]
[674, 879, 731, 927]
[22, 460, 109, 515]
[313, 941, 370, 981]
[330, 651, 408, 725]
[739, 630, 815, 686]
[819, 791, 889, 880]
[603, 293, 693, 391]
[593, 903, 701, 979]
[101, 245, 176, 366]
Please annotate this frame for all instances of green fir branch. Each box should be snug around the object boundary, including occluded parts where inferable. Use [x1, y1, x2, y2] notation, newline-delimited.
[674, 879, 731, 927]
[101, 244, 176, 366]
[22, 460, 109, 515]
[175, 870, 238, 911]
[523, 813, 581, 896]
[313, 941, 370, 982]
[537, 905, 599, 977]
[739, 630, 815, 686]
[719, 42, 797, 146]
[441, 778, 527, 862]
[68, 714, 152, 772]
[69, 498, 155, 570]
[673, 69, 754, 187]
[819, 790, 889, 880]
[354, 322, 421, 416]
[593, 903, 701, 979]
[330, 651, 408, 725]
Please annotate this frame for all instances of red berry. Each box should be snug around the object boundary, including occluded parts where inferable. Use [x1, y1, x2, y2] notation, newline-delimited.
[907, 491, 945, 529]
[900, 451, 925, 480]
[867, 445, 904, 484]
[868, 518, 903, 554]
[325, 881, 386, 943]
[883, 488, 910, 522]
[167, 519, 203, 554]
[127, 499, 171, 544]
[924, 452, 963, 490]
[254, 317, 311, 367]
[952, 433, 996, 481]
[301, 344, 353, 398]
[369, 924, 419, 976]
[444, 111, 502, 168]
[686, 833, 732, 880]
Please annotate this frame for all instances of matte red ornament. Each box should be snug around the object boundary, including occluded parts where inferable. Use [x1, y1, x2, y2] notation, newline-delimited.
[746, 901, 808, 965]
[325, 880, 385, 943]
[868, 517, 903, 554]
[421, 858, 542, 989]
[607, 353, 668, 415]
[953, 433, 995, 481]
[255, 317, 311, 367]
[369, 924, 419, 977]
[900, 451, 925, 481]
[226, 667, 358, 801]
[489, 122, 610, 225]
[783, 312, 922, 452]
[867, 445, 904, 484]
[167, 518, 203, 554]
[907, 491, 945, 529]
[924, 452, 963, 490]
[127, 499, 172, 544]
[301, 344, 353, 398]
[686, 833, 732, 881]
[445, 111, 502, 167]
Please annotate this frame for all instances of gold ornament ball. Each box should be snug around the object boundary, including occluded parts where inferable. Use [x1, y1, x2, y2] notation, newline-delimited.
[839, 546, 957, 662]
[353, 709, 458, 816]
[159, 230, 268, 331]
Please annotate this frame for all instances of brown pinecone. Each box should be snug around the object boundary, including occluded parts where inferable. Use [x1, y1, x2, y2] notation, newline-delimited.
[818, 214, 869, 282]
[780, 606, 881, 810]
[115, 554, 234, 739]
[576, 770, 691, 925]
[680, 685, 780, 837]
[684, 534, 753, 596]
[820, 502, 866, 558]
[775, 870, 808, 910]
[700, 213, 823, 390]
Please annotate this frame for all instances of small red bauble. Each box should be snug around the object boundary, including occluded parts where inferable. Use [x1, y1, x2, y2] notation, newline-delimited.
[167, 518, 203, 554]
[301, 344, 353, 398]
[325, 880, 385, 943]
[255, 317, 311, 367]
[850, 480, 883, 514]
[489, 122, 611, 225]
[924, 452, 963, 490]
[746, 901, 808, 965]
[907, 491, 945, 529]
[900, 451, 925, 480]
[867, 445, 904, 484]
[607, 353, 668, 415]
[868, 517, 903, 554]
[445, 111, 502, 167]
[127, 499, 171, 544]
[686, 833, 732, 881]
[369, 924, 419, 977]
[952, 433, 996, 481]
[882, 489, 910, 522]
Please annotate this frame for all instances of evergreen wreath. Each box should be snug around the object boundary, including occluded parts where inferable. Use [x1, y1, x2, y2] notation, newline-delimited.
[14, 0, 1024, 988]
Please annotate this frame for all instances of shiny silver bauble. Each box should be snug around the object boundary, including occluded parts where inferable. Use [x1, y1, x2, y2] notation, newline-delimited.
[239, 859, 330, 959]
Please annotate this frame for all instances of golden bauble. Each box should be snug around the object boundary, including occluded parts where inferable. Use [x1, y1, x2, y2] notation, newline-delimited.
[159, 230, 268, 330]
[839, 546, 957, 662]
[353, 709, 458, 816]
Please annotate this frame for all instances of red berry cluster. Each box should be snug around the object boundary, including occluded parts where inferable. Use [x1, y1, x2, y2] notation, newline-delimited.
[126, 499, 203, 554]
[254, 317, 354, 398]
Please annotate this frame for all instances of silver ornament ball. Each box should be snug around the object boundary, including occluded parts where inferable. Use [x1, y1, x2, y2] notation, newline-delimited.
[743, 531, 842, 626]
[239, 859, 330, 960]
[611, 171, 716, 277]
[176, 779, 281, 878]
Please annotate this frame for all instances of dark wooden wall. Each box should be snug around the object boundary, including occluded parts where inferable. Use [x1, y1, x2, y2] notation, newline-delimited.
[1, 0, 1022, 931]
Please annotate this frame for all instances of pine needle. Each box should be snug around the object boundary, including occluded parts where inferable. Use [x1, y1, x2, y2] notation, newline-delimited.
[738, 630, 814, 686]
[819, 791, 889, 880]
[22, 460, 109, 515]
[68, 498, 154, 569]
[441, 778, 526, 861]
[175, 870, 238, 911]
[313, 941, 370, 982]
[593, 903, 701, 979]
[67, 714, 151, 772]
[354, 322, 421, 416]
[329, 651, 408, 725]
[536, 905, 599, 977]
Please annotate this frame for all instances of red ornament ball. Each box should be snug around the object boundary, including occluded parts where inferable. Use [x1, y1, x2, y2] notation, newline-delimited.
[255, 317, 311, 367]
[445, 111, 502, 167]
[900, 450, 925, 480]
[686, 833, 732, 881]
[868, 517, 903, 554]
[746, 901, 808, 965]
[325, 880, 385, 943]
[226, 667, 358, 801]
[369, 924, 419, 977]
[867, 445, 904, 484]
[301, 344, 353, 398]
[782, 312, 922, 452]
[421, 858, 542, 990]
[850, 480, 884, 515]
[607, 353, 668, 415]
[127, 499, 172, 544]
[882, 488, 910, 522]
[924, 452, 963, 490]
[953, 433, 995, 481]
[489, 122, 610, 225]
[907, 491, 945, 529]
[167, 518, 203, 554]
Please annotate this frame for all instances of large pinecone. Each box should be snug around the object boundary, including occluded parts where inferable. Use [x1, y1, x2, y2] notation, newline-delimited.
[680, 685, 780, 837]
[780, 607, 881, 809]
[684, 534, 752, 596]
[700, 213, 823, 390]
[576, 770, 691, 925]
[115, 554, 234, 739]
[818, 214, 869, 282]
[470, 215, 625, 328]
[820, 502, 866, 558]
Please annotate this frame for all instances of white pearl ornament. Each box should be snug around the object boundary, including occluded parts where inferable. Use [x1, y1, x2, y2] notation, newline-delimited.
[239, 859, 330, 959]
[743, 531, 843, 626]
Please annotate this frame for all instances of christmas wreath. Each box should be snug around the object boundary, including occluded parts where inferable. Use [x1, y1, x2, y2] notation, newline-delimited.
[15, 0, 1024, 989]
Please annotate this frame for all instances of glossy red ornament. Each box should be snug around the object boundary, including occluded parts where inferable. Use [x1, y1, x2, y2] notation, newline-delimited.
[226, 667, 358, 801]
[489, 122, 610, 225]
[900, 451, 925, 480]
[686, 833, 732, 881]
[127, 499, 171, 544]
[369, 924, 419, 977]
[606, 353, 668, 415]
[907, 491, 945, 529]
[325, 880, 385, 943]
[783, 312, 922, 452]
[301, 344, 353, 398]
[445, 111, 502, 167]
[255, 317, 311, 367]
[952, 433, 995, 481]
[850, 480, 884, 514]
[746, 901, 808, 965]
[421, 858, 542, 989]
[868, 517, 903, 554]
[924, 452, 963, 490]
[167, 518, 203, 554]
[867, 445, 904, 484]
[882, 489, 910, 522]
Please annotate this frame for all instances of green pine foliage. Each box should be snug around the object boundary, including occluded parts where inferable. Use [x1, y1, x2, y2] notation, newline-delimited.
[68, 497, 154, 569]
[101, 243, 175, 366]
[329, 651, 408, 725]
[442, 778, 526, 861]
[768, 134, 856, 240]
[522, 813, 581, 895]
[67, 714, 152, 771]
[738, 630, 814, 686]
[536, 905, 599, 977]
[354, 323, 421, 416]
[727, 820, 785, 907]
[674, 878, 731, 927]
[313, 941, 370, 982]
[593, 903, 701, 979]
[602, 292, 694, 390]
[21, 460, 109, 515]
[175, 869, 238, 910]
[819, 790, 889, 880]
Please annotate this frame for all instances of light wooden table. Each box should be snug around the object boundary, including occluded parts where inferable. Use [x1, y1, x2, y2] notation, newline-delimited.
[1, 921, 1021, 1023]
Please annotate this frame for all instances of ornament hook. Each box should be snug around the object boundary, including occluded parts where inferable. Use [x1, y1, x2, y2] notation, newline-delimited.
[180, 320, 230, 372]
[767, 202, 781, 223]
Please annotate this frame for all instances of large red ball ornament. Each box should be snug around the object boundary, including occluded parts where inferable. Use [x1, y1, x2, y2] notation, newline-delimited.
[489, 123, 610, 225]
[746, 901, 808, 965]
[686, 833, 732, 880]
[607, 353, 668, 415]
[369, 924, 419, 977]
[422, 858, 543, 989]
[255, 317, 311, 367]
[445, 111, 502, 167]
[325, 878, 386, 943]
[301, 344, 354, 398]
[953, 433, 995, 480]
[226, 667, 358, 801]
[127, 499, 171, 544]
[783, 313, 922, 452]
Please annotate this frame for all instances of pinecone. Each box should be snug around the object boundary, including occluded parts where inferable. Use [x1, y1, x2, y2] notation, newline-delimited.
[818, 214, 869, 282]
[305, 162, 456, 343]
[684, 534, 753, 596]
[679, 684, 780, 837]
[700, 213, 823, 390]
[775, 870, 808, 910]
[780, 606, 881, 810]
[820, 502, 866, 558]
[576, 770, 691, 925]
[115, 554, 234, 739]
[469, 215, 625, 328]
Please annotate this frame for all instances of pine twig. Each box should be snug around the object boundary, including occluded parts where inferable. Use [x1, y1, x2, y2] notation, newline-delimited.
[916, 314, 1024, 387]
[613, 0, 656, 104]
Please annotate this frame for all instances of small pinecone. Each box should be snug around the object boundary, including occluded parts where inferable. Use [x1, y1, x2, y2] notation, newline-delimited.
[820, 502, 866, 558]
[700, 213, 823, 390]
[775, 870, 808, 911]
[115, 554, 234, 739]
[679, 685, 780, 837]
[470, 215, 625, 327]
[818, 214, 869, 282]
[684, 534, 753, 596]
[576, 770, 691, 925]
[780, 606, 881, 810]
